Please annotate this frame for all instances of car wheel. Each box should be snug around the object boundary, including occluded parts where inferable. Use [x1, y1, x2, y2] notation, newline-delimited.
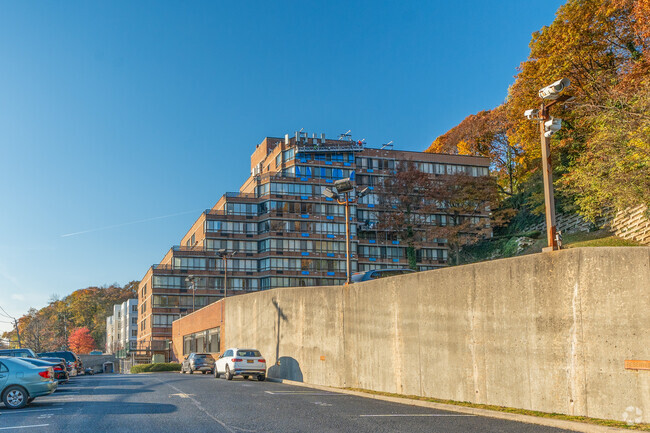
[225, 365, 233, 381]
[257, 374, 266, 382]
[189, 367, 194, 374]
[3, 385, 29, 409]
[214, 368, 220, 379]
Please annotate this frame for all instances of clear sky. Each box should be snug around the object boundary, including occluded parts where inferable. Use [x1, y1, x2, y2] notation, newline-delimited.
[0, 0, 564, 333]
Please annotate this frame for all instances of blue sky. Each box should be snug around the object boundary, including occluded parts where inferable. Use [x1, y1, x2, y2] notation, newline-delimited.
[0, 0, 564, 332]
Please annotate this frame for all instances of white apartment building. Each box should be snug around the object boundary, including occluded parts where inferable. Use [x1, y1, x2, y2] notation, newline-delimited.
[105, 299, 138, 354]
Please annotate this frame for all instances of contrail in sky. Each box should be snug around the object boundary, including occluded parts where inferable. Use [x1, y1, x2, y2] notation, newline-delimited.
[61, 209, 204, 238]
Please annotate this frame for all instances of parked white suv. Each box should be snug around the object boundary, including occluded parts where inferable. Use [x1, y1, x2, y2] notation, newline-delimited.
[214, 348, 266, 381]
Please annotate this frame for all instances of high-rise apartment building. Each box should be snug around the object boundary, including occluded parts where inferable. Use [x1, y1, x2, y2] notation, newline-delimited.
[137, 132, 490, 355]
[105, 299, 138, 355]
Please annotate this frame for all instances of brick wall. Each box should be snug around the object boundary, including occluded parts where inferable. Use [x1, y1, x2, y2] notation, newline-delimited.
[170, 300, 225, 362]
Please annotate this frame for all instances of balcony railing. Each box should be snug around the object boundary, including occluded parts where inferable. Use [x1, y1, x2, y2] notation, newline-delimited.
[296, 142, 364, 153]
[225, 192, 256, 199]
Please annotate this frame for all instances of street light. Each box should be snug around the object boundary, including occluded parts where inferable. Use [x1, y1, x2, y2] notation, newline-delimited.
[323, 178, 369, 285]
[524, 78, 573, 252]
[217, 249, 237, 299]
[185, 275, 196, 312]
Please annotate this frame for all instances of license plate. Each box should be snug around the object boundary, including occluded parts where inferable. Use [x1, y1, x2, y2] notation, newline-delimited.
[247, 360, 254, 363]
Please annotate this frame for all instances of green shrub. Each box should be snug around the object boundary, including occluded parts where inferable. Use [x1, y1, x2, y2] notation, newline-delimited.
[130, 362, 181, 374]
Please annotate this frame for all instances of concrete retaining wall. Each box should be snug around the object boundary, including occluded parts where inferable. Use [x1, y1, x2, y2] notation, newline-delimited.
[78, 354, 118, 372]
[225, 247, 650, 422]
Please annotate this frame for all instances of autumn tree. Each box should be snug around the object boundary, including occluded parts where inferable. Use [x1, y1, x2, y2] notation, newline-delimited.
[4, 282, 138, 352]
[428, 105, 521, 196]
[68, 327, 97, 354]
[376, 164, 497, 267]
[430, 173, 499, 265]
[375, 164, 440, 269]
[506, 0, 650, 220]
[17, 308, 49, 353]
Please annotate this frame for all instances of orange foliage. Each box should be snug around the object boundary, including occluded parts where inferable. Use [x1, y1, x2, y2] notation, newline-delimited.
[68, 327, 97, 354]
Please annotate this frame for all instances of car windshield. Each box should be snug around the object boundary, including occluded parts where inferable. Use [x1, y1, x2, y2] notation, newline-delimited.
[0, 350, 35, 358]
[40, 358, 64, 363]
[38, 352, 76, 362]
[194, 354, 214, 360]
[237, 350, 261, 357]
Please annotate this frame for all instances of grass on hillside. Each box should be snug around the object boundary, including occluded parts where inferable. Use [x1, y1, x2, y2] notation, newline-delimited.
[461, 229, 642, 264]
[563, 230, 641, 248]
[345, 388, 650, 431]
[519, 229, 641, 255]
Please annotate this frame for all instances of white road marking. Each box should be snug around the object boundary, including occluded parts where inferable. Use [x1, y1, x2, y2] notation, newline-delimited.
[360, 414, 476, 417]
[265, 391, 343, 396]
[169, 393, 195, 398]
[0, 425, 50, 430]
[0, 408, 62, 415]
[157, 379, 236, 433]
[38, 398, 74, 403]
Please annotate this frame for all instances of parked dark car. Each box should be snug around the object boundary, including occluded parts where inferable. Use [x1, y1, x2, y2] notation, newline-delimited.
[0, 348, 38, 358]
[39, 357, 67, 371]
[350, 268, 415, 283]
[19, 358, 69, 384]
[181, 353, 215, 374]
[0, 357, 57, 409]
[37, 351, 82, 375]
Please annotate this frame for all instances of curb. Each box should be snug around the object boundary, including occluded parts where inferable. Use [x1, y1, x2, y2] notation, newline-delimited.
[266, 378, 630, 433]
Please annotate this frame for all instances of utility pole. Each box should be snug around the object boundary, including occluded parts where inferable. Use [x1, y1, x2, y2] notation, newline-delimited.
[13, 318, 22, 348]
[217, 249, 237, 300]
[343, 192, 351, 285]
[539, 103, 559, 252]
[323, 178, 369, 285]
[185, 275, 196, 312]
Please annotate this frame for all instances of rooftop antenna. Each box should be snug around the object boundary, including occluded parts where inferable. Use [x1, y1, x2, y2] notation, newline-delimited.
[339, 130, 352, 141]
[380, 140, 394, 149]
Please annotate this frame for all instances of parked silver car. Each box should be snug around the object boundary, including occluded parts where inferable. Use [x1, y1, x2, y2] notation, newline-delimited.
[181, 353, 216, 374]
[0, 357, 58, 409]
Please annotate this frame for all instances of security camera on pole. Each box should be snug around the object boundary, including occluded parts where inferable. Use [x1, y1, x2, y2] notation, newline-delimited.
[524, 78, 573, 252]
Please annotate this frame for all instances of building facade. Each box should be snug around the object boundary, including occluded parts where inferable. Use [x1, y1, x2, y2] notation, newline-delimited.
[137, 132, 490, 354]
[105, 299, 138, 355]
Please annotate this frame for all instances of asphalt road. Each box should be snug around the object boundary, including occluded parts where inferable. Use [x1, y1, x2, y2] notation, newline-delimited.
[0, 373, 577, 433]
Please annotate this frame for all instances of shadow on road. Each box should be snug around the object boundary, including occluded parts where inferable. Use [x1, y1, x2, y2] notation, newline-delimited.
[25, 400, 177, 415]
[55, 387, 156, 396]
